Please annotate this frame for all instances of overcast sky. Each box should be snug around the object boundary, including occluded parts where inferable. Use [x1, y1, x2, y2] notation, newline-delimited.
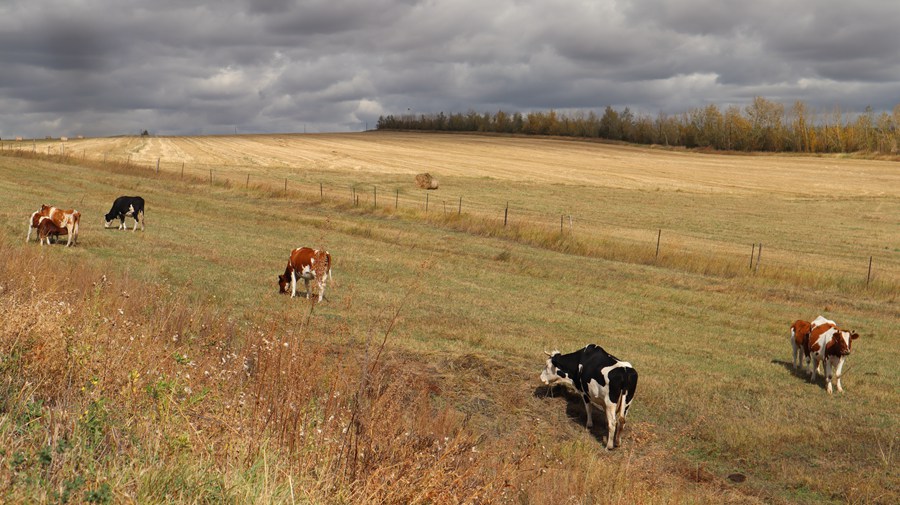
[1, 0, 898, 138]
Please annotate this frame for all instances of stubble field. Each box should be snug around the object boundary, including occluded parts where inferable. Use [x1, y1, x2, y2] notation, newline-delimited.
[0, 132, 897, 504]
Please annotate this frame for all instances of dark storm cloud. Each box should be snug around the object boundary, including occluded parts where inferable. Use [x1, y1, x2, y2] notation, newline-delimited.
[1, 0, 898, 139]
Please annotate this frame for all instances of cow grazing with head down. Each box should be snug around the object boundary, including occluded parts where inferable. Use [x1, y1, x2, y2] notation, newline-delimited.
[26, 204, 80, 246]
[807, 320, 859, 394]
[37, 216, 67, 246]
[104, 196, 145, 231]
[277, 247, 332, 301]
[540, 344, 638, 450]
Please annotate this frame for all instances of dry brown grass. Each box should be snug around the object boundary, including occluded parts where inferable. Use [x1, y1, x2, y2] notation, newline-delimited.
[0, 235, 758, 503]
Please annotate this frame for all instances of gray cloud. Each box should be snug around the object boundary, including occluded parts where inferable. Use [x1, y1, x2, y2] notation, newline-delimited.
[1, 0, 898, 139]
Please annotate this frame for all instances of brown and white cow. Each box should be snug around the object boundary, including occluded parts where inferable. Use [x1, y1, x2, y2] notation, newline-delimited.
[807, 319, 860, 394]
[36, 216, 67, 246]
[26, 204, 80, 246]
[277, 247, 332, 301]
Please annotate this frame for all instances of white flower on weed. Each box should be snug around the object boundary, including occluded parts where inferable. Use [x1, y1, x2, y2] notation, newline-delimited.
[118, 308, 124, 315]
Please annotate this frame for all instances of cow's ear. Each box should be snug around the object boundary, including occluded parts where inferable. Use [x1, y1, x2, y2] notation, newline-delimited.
[850, 331, 859, 340]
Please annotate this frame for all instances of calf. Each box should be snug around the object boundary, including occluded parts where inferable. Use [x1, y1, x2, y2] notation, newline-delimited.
[808, 323, 859, 394]
[540, 344, 638, 450]
[277, 247, 332, 301]
[104, 196, 145, 231]
[26, 204, 80, 246]
[37, 216, 67, 246]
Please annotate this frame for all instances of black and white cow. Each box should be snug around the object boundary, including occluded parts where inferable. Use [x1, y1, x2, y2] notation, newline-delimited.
[540, 344, 638, 450]
[104, 196, 145, 231]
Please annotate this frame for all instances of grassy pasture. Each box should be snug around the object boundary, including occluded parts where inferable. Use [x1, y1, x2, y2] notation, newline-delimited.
[0, 133, 898, 503]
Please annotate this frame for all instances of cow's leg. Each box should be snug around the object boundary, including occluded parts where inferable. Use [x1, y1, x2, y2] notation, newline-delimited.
[824, 359, 834, 394]
[582, 394, 593, 429]
[65, 222, 74, 247]
[290, 271, 297, 298]
[139, 210, 145, 231]
[791, 339, 799, 368]
[26, 216, 33, 243]
[834, 357, 846, 393]
[809, 355, 818, 382]
[834, 357, 844, 393]
[119, 217, 126, 231]
[613, 393, 627, 448]
[304, 278, 311, 299]
[317, 278, 326, 302]
[604, 399, 617, 450]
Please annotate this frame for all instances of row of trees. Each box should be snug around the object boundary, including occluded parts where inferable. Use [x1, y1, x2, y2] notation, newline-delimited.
[376, 98, 900, 154]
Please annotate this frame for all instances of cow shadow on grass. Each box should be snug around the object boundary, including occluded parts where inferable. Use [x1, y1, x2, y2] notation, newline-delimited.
[533, 385, 611, 445]
[771, 358, 826, 390]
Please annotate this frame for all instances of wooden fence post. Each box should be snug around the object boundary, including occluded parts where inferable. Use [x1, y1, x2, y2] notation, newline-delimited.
[395, 189, 399, 209]
[504, 202, 509, 227]
[749, 244, 756, 270]
[320, 182, 323, 201]
[181, 162, 184, 179]
[755, 244, 763, 274]
[656, 229, 662, 259]
[374, 186, 377, 209]
[458, 196, 462, 216]
[156, 157, 160, 174]
[284, 178, 287, 194]
[246, 174, 250, 189]
[866, 256, 873, 287]
[425, 193, 429, 214]
[560, 215, 564, 234]
[210, 169, 213, 185]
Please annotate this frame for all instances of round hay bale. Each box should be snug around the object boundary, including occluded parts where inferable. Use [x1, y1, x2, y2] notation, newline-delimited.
[415, 173, 439, 190]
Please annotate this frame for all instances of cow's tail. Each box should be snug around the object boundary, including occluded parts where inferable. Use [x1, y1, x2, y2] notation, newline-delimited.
[615, 389, 625, 424]
[616, 367, 638, 430]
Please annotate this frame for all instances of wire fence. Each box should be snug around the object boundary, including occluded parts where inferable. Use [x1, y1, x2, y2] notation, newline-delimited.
[2, 141, 897, 292]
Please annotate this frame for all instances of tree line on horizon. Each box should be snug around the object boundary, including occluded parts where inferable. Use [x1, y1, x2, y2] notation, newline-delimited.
[376, 98, 900, 155]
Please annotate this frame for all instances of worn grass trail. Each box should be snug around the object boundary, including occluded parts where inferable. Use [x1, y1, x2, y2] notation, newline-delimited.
[1, 146, 897, 503]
